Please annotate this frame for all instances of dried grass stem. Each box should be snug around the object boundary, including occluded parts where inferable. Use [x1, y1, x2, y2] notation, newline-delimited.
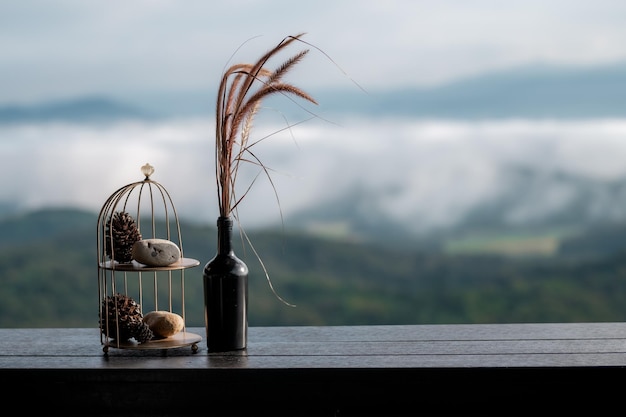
[215, 33, 317, 217]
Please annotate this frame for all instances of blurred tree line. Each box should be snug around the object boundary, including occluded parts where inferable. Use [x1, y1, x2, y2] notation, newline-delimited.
[1, 208, 626, 328]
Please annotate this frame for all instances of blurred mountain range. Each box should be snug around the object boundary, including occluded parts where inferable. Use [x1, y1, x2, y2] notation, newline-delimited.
[0, 96, 153, 124]
[1, 61, 626, 122]
[4, 206, 626, 328]
[283, 163, 626, 251]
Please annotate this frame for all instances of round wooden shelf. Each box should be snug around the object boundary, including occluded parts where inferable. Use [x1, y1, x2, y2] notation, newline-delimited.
[99, 257, 200, 272]
[103, 331, 202, 352]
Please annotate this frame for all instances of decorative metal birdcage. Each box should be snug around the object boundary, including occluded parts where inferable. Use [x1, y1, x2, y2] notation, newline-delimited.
[96, 163, 201, 354]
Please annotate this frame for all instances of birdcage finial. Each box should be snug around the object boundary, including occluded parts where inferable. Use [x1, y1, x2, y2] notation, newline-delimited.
[141, 163, 154, 179]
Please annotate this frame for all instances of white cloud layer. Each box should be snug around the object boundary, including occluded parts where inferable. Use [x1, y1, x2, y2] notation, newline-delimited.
[4, 117, 626, 232]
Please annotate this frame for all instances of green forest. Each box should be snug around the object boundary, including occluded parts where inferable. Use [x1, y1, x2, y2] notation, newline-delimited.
[2, 207, 626, 328]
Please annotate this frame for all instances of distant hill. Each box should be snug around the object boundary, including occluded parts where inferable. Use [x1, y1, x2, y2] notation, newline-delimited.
[0, 207, 96, 248]
[281, 163, 626, 252]
[315, 62, 626, 119]
[0, 96, 154, 124]
[3, 207, 626, 328]
[1, 62, 626, 123]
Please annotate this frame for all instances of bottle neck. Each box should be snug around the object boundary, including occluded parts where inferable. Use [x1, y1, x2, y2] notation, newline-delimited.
[216, 216, 234, 255]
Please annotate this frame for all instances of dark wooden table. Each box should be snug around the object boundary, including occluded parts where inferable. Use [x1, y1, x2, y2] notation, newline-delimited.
[2, 323, 626, 416]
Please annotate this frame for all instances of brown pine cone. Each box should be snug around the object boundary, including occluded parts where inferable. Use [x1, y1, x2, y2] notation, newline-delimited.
[105, 211, 142, 263]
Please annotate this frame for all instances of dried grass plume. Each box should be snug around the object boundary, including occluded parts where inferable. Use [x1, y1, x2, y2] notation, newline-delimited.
[215, 32, 318, 219]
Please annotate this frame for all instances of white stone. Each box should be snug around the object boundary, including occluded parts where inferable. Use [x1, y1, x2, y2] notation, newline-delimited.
[143, 311, 185, 338]
[132, 238, 181, 267]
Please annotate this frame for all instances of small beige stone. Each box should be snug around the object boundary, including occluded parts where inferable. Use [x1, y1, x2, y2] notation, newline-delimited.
[132, 238, 181, 267]
[143, 311, 185, 338]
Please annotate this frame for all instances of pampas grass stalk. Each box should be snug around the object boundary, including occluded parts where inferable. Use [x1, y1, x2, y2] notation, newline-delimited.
[215, 33, 317, 219]
[213, 33, 318, 306]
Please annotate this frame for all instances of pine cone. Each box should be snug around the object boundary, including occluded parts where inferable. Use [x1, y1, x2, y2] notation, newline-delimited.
[133, 321, 154, 344]
[100, 293, 153, 343]
[105, 211, 142, 263]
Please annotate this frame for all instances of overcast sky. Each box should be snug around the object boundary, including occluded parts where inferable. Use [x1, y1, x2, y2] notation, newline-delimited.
[2, 0, 626, 105]
[3, 1, 626, 230]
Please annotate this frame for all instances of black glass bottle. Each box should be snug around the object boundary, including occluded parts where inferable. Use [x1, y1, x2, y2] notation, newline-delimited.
[203, 216, 248, 351]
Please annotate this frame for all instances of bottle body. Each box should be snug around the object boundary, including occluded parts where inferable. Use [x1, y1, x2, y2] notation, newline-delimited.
[203, 217, 248, 352]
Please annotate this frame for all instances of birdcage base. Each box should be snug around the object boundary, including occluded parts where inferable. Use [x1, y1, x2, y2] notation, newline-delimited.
[103, 331, 201, 354]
